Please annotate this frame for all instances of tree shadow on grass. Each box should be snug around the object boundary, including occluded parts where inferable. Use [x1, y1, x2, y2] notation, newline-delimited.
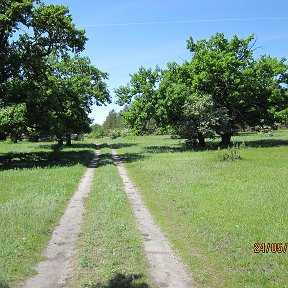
[36, 143, 97, 150]
[97, 143, 145, 166]
[97, 143, 137, 150]
[119, 152, 146, 163]
[0, 149, 96, 171]
[143, 143, 216, 153]
[91, 273, 149, 288]
[144, 137, 288, 154]
[144, 144, 188, 154]
[97, 152, 115, 167]
[98, 143, 110, 149]
[111, 143, 138, 149]
[97, 151, 146, 168]
[0, 283, 10, 288]
[0, 142, 146, 171]
[241, 138, 288, 148]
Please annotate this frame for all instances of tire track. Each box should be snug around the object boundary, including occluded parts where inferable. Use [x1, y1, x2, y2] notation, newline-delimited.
[110, 147, 194, 288]
[23, 148, 99, 288]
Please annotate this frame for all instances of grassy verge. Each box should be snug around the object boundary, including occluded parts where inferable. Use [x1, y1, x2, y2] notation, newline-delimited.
[105, 130, 288, 287]
[70, 145, 153, 288]
[0, 141, 95, 287]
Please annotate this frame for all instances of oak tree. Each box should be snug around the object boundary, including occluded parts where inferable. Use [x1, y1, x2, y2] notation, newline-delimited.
[0, 0, 88, 141]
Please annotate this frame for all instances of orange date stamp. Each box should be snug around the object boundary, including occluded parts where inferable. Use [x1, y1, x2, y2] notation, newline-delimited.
[254, 243, 288, 253]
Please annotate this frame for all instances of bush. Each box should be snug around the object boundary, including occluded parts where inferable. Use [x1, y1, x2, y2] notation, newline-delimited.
[253, 124, 275, 136]
[109, 129, 121, 139]
[89, 124, 105, 139]
[120, 128, 133, 137]
[71, 134, 84, 141]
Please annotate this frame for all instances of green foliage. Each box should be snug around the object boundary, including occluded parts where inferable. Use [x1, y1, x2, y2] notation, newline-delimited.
[271, 90, 288, 123]
[102, 109, 125, 136]
[0, 104, 27, 143]
[116, 33, 288, 148]
[253, 123, 275, 136]
[183, 33, 287, 146]
[115, 66, 162, 134]
[89, 123, 105, 139]
[177, 94, 230, 143]
[89, 110, 127, 140]
[41, 54, 110, 144]
[109, 129, 121, 139]
[0, 1, 107, 146]
[0, 0, 87, 98]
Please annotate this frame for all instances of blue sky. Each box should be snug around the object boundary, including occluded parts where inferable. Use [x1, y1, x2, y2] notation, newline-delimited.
[46, 0, 288, 124]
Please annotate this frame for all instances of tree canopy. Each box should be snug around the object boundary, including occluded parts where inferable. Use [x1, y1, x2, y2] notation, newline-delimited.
[0, 104, 26, 143]
[116, 33, 288, 147]
[0, 0, 86, 97]
[0, 0, 110, 144]
[42, 54, 110, 145]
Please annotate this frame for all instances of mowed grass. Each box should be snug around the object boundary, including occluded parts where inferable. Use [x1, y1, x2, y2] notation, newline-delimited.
[70, 145, 153, 288]
[0, 141, 96, 287]
[106, 130, 288, 287]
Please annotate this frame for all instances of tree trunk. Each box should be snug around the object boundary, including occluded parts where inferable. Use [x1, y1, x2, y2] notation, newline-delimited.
[220, 133, 232, 148]
[66, 134, 72, 146]
[197, 133, 206, 147]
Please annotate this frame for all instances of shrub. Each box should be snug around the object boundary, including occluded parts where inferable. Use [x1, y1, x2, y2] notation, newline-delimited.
[109, 129, 121, 139]
[71, 134, 84, 141]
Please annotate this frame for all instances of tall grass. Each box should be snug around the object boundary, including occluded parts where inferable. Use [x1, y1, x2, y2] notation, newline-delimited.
[106, 130, 288, 287]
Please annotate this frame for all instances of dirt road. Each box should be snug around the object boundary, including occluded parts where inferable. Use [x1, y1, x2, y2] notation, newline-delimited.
[23, 150, 99, 288]
[111, 148, 194, 288]
[23, 146, 194, 287]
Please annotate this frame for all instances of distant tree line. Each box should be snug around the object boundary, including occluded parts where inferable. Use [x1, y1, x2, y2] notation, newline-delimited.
[0, 0, 110, 145]
[89, 109, 126, 139]
[115, 33, 288, 147]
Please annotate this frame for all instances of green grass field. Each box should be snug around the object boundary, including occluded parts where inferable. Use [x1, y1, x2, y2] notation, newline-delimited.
[0, 141, 95, 287]
[70, 145, 153, 287]
[1, 130, 287, 287]
[102, 130, 288, 287]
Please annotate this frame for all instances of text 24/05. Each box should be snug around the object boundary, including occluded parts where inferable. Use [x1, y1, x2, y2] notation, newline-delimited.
[254, 243, 288, 253]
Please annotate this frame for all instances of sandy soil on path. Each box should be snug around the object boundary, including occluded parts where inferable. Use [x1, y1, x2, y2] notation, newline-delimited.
[111, 148, 194, 288]
[23, 149, 99, 288]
